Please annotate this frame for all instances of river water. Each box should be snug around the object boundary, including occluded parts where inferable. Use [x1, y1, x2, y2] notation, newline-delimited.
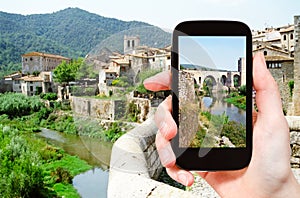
[201, 93, 246, 125]
[38, 128, 113, 198]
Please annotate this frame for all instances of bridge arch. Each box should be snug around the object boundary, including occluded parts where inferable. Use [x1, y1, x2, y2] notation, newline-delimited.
[220, 75, 227, 86]
[204, 75, 217, 87]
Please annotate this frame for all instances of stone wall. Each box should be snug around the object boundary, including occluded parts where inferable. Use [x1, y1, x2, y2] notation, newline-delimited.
[286, 116, 300, 168]
[268, 61, 294, 114]
[178, 71, 199, 147]
[108, 116, 300, 197]
[127, 97, 151, 123]
[71, 96, 126, 120]
[108, 116, 196, 197]
[292, 16, 300, 115]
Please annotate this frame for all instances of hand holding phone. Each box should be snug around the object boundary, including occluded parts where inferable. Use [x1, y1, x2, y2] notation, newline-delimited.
[171, 21, 253, 170]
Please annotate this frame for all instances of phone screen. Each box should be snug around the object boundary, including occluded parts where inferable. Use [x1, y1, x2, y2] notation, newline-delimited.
[178, 36, 247, 148]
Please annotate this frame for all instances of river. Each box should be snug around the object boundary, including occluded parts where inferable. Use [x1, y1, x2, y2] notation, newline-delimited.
[201, 93, 246, 125]
[38, 128, 113, 198]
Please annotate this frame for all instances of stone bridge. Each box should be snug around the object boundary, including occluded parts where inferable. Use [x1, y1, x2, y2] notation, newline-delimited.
[183, 69, 241, 89]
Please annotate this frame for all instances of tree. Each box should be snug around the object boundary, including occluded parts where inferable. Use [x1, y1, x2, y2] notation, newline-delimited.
[53, 59, 82, 85]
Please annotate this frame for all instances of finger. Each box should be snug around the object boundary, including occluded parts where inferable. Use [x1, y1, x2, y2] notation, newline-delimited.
[154, 96, 177, 140]
[253, 52, 283, 116]
[166, 166, 194, 187]
[143, 71, 171, 91]
[155, 131, 176, 167]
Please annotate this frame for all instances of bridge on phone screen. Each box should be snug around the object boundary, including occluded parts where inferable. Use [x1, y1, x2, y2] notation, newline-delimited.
[182, 68, 242, 89]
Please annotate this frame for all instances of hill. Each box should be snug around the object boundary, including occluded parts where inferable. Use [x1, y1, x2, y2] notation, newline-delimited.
[0, 7, 171, 77]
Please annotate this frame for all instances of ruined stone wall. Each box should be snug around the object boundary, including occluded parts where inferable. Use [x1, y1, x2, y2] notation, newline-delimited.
[269, 61, 294, 114]
[127, 96, 151, 123]
[71, 96, 126, 121]
[286, 116, 300, 168]
[179, 71, 200, 147]
[291, 131, 300, 168]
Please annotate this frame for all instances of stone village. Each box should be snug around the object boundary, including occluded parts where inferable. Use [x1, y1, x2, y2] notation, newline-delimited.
[2, 16, 300, 169]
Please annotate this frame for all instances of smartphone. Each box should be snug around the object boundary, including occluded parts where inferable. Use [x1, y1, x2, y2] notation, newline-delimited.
[171, 21, 252, 170]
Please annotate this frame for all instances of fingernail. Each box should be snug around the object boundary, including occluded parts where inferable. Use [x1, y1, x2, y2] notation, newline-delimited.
[178, 173, 188, 186]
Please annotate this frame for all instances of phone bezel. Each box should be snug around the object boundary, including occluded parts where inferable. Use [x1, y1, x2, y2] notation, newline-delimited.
[171, 21, 253, 170]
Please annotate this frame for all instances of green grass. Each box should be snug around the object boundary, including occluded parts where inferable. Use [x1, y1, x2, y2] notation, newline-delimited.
[224, 95, 246, 110]
[42, 155, 92, 176]
[53, 183, 80, 198]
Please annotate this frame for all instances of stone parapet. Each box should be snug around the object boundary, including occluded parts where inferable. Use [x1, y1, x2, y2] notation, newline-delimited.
[108, 116, 300, 197]
[108, 116, 197, 197]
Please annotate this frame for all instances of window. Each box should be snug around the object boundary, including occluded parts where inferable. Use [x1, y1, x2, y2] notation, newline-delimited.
[30, 57, 33, 61]
[264, 51, 267, 56]
[283, 35, 287, 40]
[132, 40, 135, 48]
[291, 34, 294, 40]
[30, 86, 33, 92]
[127, 40, 130, 48]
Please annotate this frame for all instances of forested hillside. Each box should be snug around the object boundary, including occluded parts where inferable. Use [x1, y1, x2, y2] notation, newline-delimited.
[0, 7, 171, 77]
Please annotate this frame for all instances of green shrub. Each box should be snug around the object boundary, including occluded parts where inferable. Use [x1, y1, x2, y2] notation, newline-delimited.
[289, 80, 294, 97]
[0, 126, 45, 198]
[221, 121, 246, 147]
[104, 122, 125, 142]
[0, 93, 44, 119]
[40, 93, 58, 101]
[239, 85, 246, 96]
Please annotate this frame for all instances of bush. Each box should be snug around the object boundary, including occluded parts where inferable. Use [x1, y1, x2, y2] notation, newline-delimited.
[289, 80, 294, 96]
[0, 126, 45, 197]
[221, 121, 246, 147]
[0, 93, 44, 119]
[239, 85, 246, 96]
[104, 122, 125, 142]
[40, 93, 58, 101]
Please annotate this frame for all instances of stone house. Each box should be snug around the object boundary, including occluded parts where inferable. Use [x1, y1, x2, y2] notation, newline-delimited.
[265, 55, 294, 113]
[4, 52, 71, 96]
[22, 52, 70, 74]
[3, 72, 23, 92]
[253, 45, 291, 57]
[252, 24, 295, 55]
[19, 71, 53, 96]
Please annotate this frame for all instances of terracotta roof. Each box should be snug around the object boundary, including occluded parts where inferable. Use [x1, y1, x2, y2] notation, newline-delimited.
[22, 52, 70, 60]
[265, 55, 294, 62]
[19, 75, 43, 82]
[112, 59, 130, 65]
[4, 72, 22, 78]
[253, 46, 289, 54]
[279, 25, 294, 33]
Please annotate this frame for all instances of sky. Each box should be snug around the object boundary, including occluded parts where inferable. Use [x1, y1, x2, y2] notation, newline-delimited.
[1, 0, 300, 31]
[179, 36, 246, 71]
